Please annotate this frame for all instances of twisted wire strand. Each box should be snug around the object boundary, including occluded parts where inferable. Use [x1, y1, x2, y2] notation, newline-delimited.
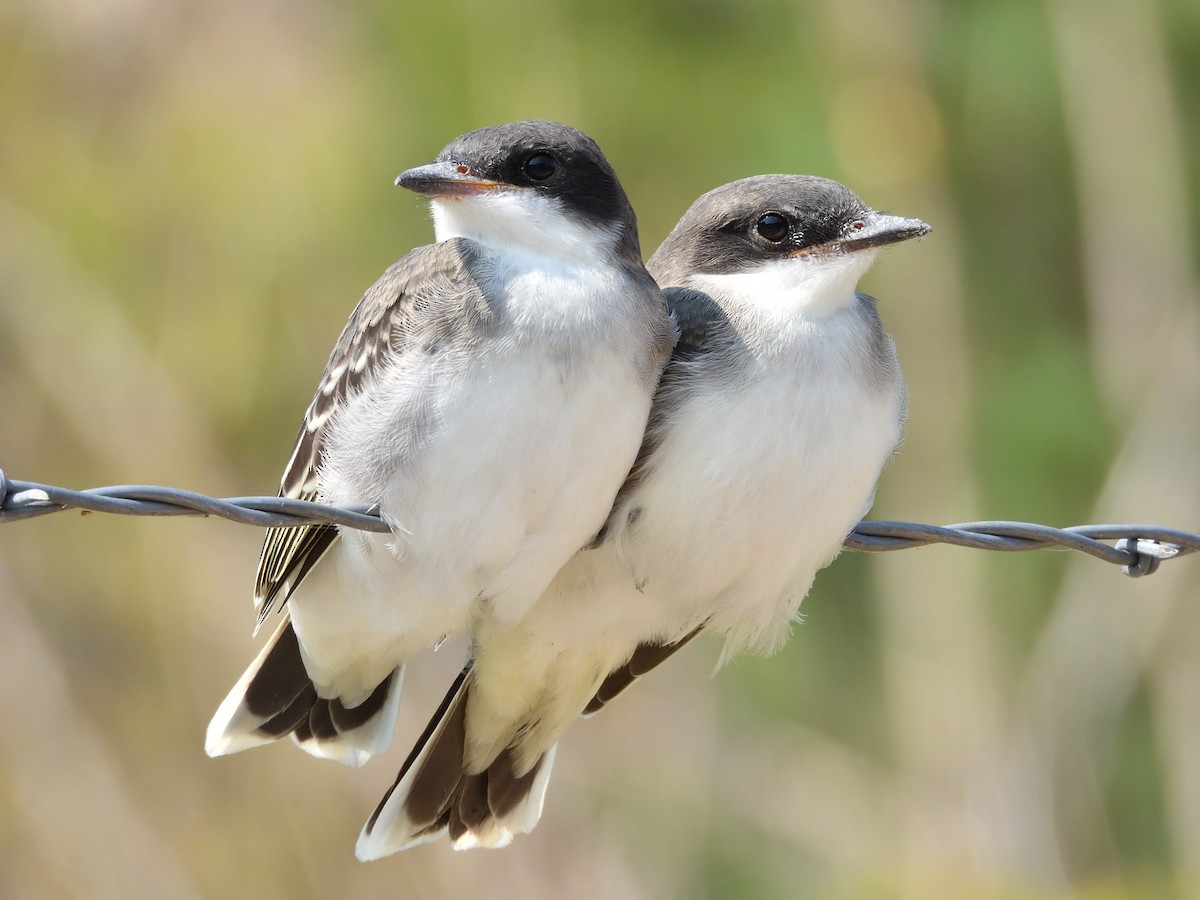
[1, 470, 1195, 578]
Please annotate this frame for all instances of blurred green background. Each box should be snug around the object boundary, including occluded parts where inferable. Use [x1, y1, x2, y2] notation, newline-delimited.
[2, 0, 1198, 897]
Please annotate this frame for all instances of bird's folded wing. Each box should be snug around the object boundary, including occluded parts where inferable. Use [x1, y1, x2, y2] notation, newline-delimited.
[254, 239, 494, 622]
[583, 626, 704, 716]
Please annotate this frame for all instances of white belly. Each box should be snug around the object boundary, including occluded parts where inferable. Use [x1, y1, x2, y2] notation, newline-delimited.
[289, 343, 654, 701]
[625, 367, 901, 657]
[529, 334, 903, 664]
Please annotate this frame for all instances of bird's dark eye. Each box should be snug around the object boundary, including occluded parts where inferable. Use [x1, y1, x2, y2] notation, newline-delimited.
[755, 213, 790, 243]
[522, 153, 557, 182]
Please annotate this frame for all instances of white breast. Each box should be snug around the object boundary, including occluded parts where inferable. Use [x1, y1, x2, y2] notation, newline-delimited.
[457, 264, 905, 773]
[288, 254, 657, 701]
[538, 276, 904, 665]
[625, 313, 902, 658]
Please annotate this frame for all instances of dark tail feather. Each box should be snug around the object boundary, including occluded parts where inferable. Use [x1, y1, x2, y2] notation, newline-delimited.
[357, 665, 556, 859]
[583, 626, 703, 716]
[206, 615, 403, 768]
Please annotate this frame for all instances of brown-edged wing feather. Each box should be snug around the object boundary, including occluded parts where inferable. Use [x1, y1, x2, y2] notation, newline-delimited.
[254, 239, 495, 622]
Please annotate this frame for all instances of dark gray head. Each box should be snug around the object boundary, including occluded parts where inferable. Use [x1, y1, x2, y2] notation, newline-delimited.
[648, 175, 929, 285]
[396, 121, 642, 261]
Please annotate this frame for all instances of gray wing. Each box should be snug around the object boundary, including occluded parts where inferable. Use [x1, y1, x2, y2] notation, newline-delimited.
[590, 286, 731, 546]
[583, 626, 703, 716]
[661, 285, 726, 357]
[254, 239, 494, 623]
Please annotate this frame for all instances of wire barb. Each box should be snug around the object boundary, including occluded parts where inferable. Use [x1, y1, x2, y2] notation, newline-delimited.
[1, 471, 1195, 578]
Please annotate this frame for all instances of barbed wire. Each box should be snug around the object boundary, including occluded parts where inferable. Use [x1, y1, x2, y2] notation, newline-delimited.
[1, 470, 1195, 578]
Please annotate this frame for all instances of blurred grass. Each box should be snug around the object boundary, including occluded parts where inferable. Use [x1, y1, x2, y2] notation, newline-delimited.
[1, 0, 1198, 897]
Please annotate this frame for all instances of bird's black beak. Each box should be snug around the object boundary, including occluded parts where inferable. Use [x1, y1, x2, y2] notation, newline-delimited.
[831, 212, 931, 253]
[395, 161, 507, 198]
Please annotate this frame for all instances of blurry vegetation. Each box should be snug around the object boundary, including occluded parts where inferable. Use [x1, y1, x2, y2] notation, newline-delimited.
[1, 0, 1198, 898]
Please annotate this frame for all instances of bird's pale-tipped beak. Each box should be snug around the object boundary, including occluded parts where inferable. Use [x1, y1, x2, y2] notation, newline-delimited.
[832, 212, 932, 253]
[394, 161, 508, 198]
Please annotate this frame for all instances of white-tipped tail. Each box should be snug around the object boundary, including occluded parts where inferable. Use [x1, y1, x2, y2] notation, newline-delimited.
[206, 616, 310, 757]
[290, 668, 405, 768]
[449, 744, 556, 852]
[356, 666, 557, 860]
[206, 614, 403, 768]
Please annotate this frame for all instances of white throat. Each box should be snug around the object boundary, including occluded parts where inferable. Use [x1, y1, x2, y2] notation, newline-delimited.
[431, 191, 620, 269]
[695, 250, 878, 319]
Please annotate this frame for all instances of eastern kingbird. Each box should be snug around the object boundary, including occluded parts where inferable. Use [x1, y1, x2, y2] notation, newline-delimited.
[205, 122, 674, 767]
[357, 175, 930, 856]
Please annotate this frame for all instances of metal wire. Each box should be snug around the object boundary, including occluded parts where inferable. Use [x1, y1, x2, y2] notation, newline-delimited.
[1, 469, 1195, 578]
